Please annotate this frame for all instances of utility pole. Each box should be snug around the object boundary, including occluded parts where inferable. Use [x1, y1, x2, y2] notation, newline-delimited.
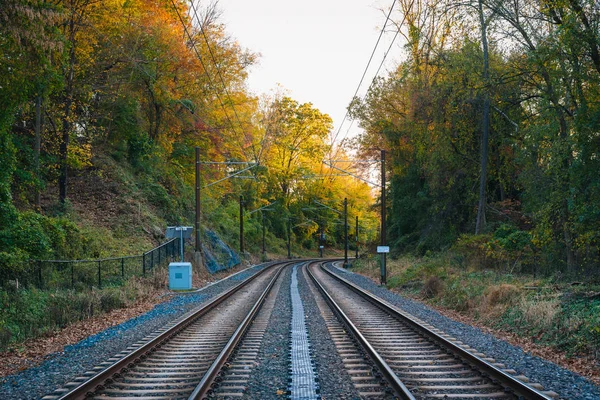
[355, 215, 359, 259]
[194, 147, 203, 266]
[319, 227, 324, 258]
[344, 197, 348, 266]
[262, 212, 266, 257]
[381, 149, 387, 285]
[287, 217, 291, 259]
[239, 195, 244, 254]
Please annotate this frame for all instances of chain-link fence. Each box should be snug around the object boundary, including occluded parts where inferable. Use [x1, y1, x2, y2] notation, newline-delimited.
[2, 238, 180, 290]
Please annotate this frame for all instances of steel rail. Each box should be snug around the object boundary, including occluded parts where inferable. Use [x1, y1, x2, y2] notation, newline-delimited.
[306, 261, 416, 400]
[319, 262, 554, 400]
[56, 261, 284, 400]
[188, 261, 289, 399]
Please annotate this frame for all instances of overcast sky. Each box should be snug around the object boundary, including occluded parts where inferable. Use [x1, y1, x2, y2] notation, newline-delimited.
[214, 0, 402, 144]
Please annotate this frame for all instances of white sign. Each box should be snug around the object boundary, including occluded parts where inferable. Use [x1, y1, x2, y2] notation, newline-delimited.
[377, 246, 390, 253]
[166, 226, 194, 239]
[319, 245, 324, 249]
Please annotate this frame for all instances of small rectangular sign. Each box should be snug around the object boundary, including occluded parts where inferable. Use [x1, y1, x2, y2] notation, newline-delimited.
[377, 246, 390, 253]
[166, 226, 194, 239]
[319, 245, 324, 249]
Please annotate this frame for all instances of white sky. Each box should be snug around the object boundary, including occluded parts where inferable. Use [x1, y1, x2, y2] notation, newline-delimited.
[215, 0, 403, 144]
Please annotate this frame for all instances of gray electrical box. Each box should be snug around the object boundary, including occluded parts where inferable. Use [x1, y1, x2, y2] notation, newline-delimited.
[169, 262, 192, 290]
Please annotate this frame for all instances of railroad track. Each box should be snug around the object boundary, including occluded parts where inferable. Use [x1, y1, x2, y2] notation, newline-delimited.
[42, 258, 562, 400]
[43, 260, 292, 400]
[307, 261, 559, 400]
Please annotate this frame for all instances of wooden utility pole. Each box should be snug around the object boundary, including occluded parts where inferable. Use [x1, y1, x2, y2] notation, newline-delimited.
[355, 215, 359, 259]
[344, 197, 348, 266]
[194, 147, 203, 267]
[287, 217, 291, 259]
[381, 149, 387, 285]
[239, 195, 244, 254]
[262, 212, 266, 256]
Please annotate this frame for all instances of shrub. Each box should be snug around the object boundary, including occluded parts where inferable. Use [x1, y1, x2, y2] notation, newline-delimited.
[454, 234, 491, 267]
[485, 284, 521, 307]
[0, 272, 162, 351]
[441, 278, 474, 311]
[421, 276, 444, 299]
[100, 288, 126, 312]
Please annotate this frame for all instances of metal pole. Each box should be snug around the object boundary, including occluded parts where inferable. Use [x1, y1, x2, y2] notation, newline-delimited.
[319, 227, 324, 258]
[71, 263, 74, 288]
[121, 258, 125, 278]
[287, 217, 291, 259]
[98, 260, 102, 288]
[356, 215, 359, 259]
[344, 198, 348, 266]
[262, 212, 266, 256]
[180, 230, 184, 262]
[38, 260, 42, 288]
[142, 252, 146, 276]
[381, 149, 387, 285]
[195, 147, 201, 252]
[240, 195, 244, 254]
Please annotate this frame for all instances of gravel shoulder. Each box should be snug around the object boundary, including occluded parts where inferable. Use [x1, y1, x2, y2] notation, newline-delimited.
[0, 263, 267, 400]
[327, 263, 600, 400]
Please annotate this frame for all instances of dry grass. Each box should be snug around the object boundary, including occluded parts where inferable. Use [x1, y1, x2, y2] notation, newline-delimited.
[474, 284, 523, 320]
[485, 284, 521, 306]
[519, 297, 560, 328]
[422, 276, 444, 299]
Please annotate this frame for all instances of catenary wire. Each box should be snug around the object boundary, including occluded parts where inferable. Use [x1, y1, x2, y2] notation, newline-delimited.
[170, 0, 239, 139]
[331, 0, 398, 146]
[188, 1, 249, 141]
[339, 28, 400, 146]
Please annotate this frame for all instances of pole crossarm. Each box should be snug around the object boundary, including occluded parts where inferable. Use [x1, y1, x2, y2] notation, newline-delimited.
[204, 164, 258, 188]
[293, 220, 315, 229]
[313, 200, 343, 215]
[200, 161, 257, 165]
[302, 174, 349, 179]
[323, 161, 381, 187]
[249, 201, 277, 215]
[326, 160, 380, 164]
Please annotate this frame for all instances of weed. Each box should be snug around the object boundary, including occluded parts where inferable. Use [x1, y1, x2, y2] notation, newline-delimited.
[0, 273, 163, 351]
[519, 297, 560, 328]
[485, 284, 521, 307]
[421, 276, 444, 299]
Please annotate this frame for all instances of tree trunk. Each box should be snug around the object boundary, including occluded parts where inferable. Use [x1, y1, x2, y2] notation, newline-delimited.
[59, 19, 76, 204]
[475, 0, 490, 234]
[34, 95, 42, 210]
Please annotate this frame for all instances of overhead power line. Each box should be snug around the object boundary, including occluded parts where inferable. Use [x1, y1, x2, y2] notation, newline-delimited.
[332, 0, 398, 146]
[170, 0, 238, 137]
[340, 28, 400, 144]
[187, 1, 248, 139]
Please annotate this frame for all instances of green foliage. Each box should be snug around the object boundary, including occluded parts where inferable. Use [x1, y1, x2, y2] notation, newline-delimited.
[0, 275, 156, 350]
[367, 252, 600, 360]
[352, 2, 600, 276]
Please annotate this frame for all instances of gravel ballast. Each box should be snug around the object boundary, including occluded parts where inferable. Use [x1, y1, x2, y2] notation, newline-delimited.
[296, 264, 362, 399]
[5, 258, 598, 399]
[0, 263, 267, 400]
[327, 263, 600, 400]
[244, 265, 292, 399]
